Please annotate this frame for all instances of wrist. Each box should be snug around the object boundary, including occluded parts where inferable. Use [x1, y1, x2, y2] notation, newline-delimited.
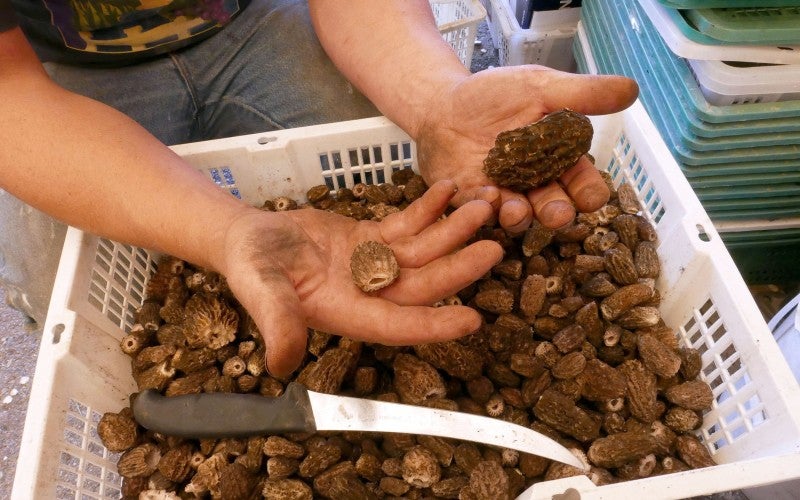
[212, 205, 275, 276]
[401, 67, 469, 141]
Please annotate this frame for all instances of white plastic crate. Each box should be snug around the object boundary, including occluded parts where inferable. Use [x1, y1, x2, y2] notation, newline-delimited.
[687, 58, 800, 106]
[12, 106, 800, 499]
[432, 0, 487, 67]
[484, 0, 580, 70]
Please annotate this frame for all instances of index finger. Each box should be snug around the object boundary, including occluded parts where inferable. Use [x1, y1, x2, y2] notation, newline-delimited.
[312, 296, 484, 346]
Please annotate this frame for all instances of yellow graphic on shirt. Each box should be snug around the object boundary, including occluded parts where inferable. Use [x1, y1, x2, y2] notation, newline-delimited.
[71, 0, 146, 30]
[45, 0, 238, 53]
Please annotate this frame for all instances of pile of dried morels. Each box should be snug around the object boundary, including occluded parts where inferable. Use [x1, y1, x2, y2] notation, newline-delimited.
[99, 169, 717, 500]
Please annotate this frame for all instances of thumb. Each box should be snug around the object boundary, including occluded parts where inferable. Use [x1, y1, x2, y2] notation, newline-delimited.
[533, 71, 639, 116]
[243, 272, 309, 378]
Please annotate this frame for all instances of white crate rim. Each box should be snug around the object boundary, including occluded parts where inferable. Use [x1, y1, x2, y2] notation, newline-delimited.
[687, 58, 800, 105]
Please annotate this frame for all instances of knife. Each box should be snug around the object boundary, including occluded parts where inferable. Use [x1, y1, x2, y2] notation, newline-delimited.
[132, 382, 583, 468]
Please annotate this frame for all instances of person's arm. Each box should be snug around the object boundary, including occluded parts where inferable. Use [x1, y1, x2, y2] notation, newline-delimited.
[309, 0, 639, 232]
[0, 26, 502, 376]
[0, 27, 246, 270]
[310, 1, 467, 140]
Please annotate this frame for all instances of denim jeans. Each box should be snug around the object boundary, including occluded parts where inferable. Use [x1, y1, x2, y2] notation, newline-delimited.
[0, 0, 379, 325]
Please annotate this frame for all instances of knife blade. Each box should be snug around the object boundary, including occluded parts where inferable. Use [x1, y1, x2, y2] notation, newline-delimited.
[132, 382, 583, 468]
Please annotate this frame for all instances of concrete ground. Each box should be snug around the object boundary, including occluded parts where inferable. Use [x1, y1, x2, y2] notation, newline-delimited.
[0, 19, 796, 500]
[0, 289, 40, 498]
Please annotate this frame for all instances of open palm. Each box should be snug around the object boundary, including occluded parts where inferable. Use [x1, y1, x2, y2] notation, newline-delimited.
[220, 181, 503, 376]
[416, 66, 639, 232]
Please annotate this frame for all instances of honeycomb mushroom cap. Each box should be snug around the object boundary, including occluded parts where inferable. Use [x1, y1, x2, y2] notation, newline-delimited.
[182, 293, 239, 350]
[350, 241, 400, 292]
[484, 109, 593, 192]
[97, 412, 139, 453]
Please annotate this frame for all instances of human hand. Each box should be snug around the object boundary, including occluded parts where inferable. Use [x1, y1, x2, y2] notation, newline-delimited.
[415, 66, 639, 233]
[219, 180, 503, 377]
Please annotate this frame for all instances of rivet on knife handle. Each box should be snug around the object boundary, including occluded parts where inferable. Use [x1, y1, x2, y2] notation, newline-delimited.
[132, 382, 316, 438]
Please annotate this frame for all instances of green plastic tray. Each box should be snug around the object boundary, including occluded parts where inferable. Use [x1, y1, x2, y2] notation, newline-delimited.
[583, 11, 800, 161]
[702, 195, 800, 211]
[686, 170, 800, 188]
[708, 206, 800, 221]
[631, 10, 800, 165]
[642, 69, 800, 168]
[659, 0, 800, 7]
[696, 183, 800, 201]
[582, 0, 800, 125]
[641, 19, 800, 143]
[685, 7, 800, 45]
[706, 208, 800, 223]
[584, 0, 800, 172]
[665, 6, 800, 46]
[721, 227, 800, 245]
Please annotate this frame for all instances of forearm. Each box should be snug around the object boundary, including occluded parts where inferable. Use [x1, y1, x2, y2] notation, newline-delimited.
[308, 0, 470, 139]
[0, 30, 252, 271]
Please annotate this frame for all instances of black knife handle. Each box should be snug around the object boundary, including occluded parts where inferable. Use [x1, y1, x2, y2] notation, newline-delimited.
[132, 382, 317, 438]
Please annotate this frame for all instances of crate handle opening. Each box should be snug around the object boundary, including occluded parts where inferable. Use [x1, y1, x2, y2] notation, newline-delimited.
[51, 323, 65, 344]
[553, 487, 581, 500]
[257, 136, 278, 145]
[696, 224, 712, 243]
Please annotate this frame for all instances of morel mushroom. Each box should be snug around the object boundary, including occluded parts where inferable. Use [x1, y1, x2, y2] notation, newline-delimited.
[483, 109, 593, 192]
[350, 241, 400, 292]
[182, 293, 239, 350]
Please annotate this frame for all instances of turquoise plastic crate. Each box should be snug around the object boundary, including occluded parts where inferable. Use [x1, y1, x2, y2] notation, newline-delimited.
[584, 1, 800, 125]
[694, 194, 800, 221]
[583, 0, 800, 124]
[696, 184, 800, 202]
[685, 7, 800, 46]
[696, 186, 800, 219]
[661, 5, 800, 46]
[722, 228, 800, 246]
[659, 0, 800, 7]
[703, 196, 800, 212]
[687, 170, 800, 189]
[709, 207, 800, 221]
[583, 0, 800, 222]
[643, 0, 800, 66]
[583, 0, 800, 171]
[573, 19, 800, 188]
[628, 3, 800, 158]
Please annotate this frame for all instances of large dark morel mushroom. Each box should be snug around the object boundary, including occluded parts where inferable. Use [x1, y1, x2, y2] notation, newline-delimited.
[483, 109, 593, 192]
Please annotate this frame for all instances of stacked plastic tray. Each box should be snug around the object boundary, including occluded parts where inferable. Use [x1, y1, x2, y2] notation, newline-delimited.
[578, 0, 800, 283]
